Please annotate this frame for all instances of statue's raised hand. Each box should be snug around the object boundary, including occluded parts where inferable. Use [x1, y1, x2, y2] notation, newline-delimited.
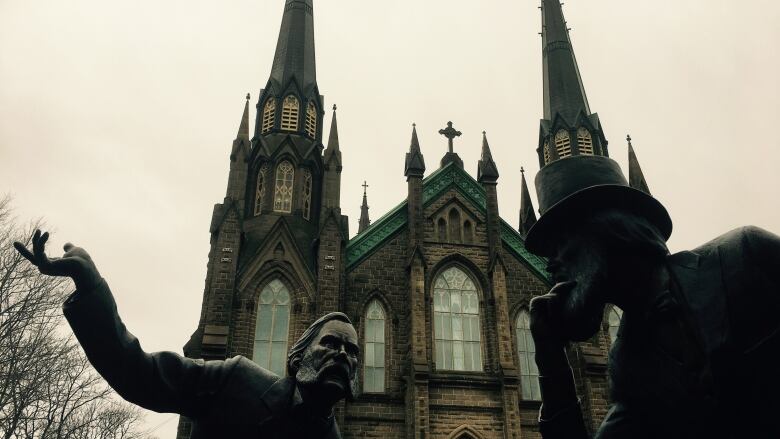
[14, 229, 101, 291]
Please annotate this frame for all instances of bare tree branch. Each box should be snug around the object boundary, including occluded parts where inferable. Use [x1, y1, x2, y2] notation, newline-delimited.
[0, 196, 157, 439]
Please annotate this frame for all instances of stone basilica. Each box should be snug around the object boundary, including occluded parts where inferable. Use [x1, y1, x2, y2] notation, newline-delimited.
[177, 0, 649, 437]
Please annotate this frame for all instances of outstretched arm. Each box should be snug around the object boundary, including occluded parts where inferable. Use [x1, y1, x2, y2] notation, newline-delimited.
[14, 231, 235, 416]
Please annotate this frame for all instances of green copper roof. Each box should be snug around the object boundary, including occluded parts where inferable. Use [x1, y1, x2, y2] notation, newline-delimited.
[345, 163, 549, 280]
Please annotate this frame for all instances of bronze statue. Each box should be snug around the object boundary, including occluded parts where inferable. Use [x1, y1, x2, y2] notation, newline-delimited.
[524, 156, 780, 438]
[14, 232, 358, 439]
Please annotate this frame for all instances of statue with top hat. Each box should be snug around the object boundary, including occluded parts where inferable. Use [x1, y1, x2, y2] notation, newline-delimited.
[524, 151, 780, 437]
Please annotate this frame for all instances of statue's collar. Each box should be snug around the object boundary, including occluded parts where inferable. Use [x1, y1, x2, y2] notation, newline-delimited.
[668, 250, 700, 270]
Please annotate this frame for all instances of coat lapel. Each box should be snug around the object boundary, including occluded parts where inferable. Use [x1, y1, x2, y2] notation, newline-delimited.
[667, 249, 729, 357]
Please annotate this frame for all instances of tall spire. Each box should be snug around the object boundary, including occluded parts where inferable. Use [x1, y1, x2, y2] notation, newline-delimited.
[536, 0, 608, 168]
[270, 0, 317, 93]
[321, 105, 342, 211]
[227, 95, 251, 199]
[324, 105, 341, 166]
[627, 134, 650, 194]
[404, 124, 426, 177]
[477, 131, 499, 183]
[358, 181, 370, 233]
[237, 93, 250, 141]
[518, 167, 538, 237]
[541, 0, 589, 123]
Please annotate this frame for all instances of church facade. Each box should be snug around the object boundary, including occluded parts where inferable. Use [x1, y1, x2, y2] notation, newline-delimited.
[177, 0, 646, 437]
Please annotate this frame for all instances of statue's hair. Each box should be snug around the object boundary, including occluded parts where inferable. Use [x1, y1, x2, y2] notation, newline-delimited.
[581, 208, 669, 259]
[286, 312, 353, 376]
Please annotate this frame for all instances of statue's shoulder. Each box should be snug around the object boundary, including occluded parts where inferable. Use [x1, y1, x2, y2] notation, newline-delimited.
[693, 225, 779, 256]
[220, 356, 282, 394]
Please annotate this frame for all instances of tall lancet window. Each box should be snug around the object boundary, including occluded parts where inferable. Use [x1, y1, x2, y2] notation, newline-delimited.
[434, 267, 482, 371]
[543, 141, 552, 165]
[555, 130, 572, 158]
[274, 161, 295, 213]
[253, 279, 290, 376]
[254, 163, 269, 216]
[516, 310, 541, 400]
[280, 95, 299, 131]
[363, 300, 386, 393]
[302, 169, 312, 220]
[577, 127, 594, 155]
[261, 99, 276, 134]
[305, 102, 317, 138]
[608, 307, 623, 346]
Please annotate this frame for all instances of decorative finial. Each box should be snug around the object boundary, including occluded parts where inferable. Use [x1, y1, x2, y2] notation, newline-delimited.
[438, 121, 462, 154]
[362, 180, 369, 196]
[626, 134, 633, 146]
[333, 104, 337, 111]
[412, 122, 416, 127]
[246, 93, 250, 101]
[520, 166, 525, 175]
[482, 130, 486, 136]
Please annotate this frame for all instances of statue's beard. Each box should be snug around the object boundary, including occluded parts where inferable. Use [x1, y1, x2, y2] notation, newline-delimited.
[296, 359, 359, 402]
[557, 271, 609, 342]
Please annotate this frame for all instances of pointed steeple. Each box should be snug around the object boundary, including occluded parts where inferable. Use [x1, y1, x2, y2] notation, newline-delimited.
[358, 181, 371, 233]
[237, 93, 250, 141]
[321, 105, 342, 211]
[230, 93, 251, 161]
[269, 0, 317, 93]
[477, 131, 499, 183]
[404, 124, 426, 177]
[252, 0, 322, 144]
[541, 0, 589, 123]
[536, 0, 608, 168]
[323, 105, 341, 167]
[227, 94, 251, 200]
[627, 134, 650, 194]
[518, 167, 538, 237]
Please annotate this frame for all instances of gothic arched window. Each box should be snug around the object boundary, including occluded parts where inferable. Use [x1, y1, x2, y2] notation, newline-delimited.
[302, 169, 312, 220]
[608, 307, 623, 346]
[543, 141, 552, 165]
[434, 266, 481, 371]
[516, 310, 541, 400]
[448, 209, 461, 243]
[280, 95, 299, 131]
[254, 163, 269, 216]
[261, 99, 276, 134]
[274, 161, 295, 213]
[253, 279, 291, 376]
[363, 300, 386, 393]
[463, 220, 473, 244]
[554, 130, 572, 158]
[437, 218, 447, 242]
[305, 102, 317, 138]
[577, 127, 594, 155]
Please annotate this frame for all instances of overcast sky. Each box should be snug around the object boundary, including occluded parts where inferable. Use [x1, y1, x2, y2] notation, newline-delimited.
[2, 0, 779, 436]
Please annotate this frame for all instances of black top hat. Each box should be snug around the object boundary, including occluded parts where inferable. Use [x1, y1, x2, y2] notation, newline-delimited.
[524, 155, 672, 256]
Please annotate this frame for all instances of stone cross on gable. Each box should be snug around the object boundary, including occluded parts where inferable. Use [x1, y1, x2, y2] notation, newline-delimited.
[438, 121, 462, 154]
